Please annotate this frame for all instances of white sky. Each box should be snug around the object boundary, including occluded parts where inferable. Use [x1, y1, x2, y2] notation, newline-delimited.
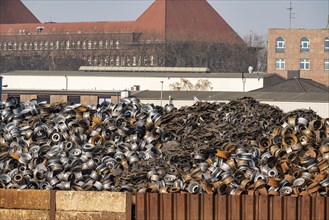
[22, 0, 329, 38]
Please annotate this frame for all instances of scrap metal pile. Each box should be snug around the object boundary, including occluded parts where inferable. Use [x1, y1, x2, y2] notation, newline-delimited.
[0, 97, 328, 196]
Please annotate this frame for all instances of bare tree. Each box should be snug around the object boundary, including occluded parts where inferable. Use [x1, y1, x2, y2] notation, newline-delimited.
[243, 32, 267, 72]
[169, 78, 212, 91]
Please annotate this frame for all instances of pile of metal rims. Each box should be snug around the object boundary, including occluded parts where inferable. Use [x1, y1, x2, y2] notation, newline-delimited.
[0, 97, 328, 196]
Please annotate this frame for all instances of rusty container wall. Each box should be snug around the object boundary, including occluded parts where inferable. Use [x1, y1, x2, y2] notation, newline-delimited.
[80, 95, 98, 105]
[50, 95, 67, 103]
[0, 190, 132, 220]
[20, 94, 37, 102]
[0, 190, 327, 220]
[0, 189, 54, 220]
[135, 193, 329, 220]
[1, 94, 8, 101]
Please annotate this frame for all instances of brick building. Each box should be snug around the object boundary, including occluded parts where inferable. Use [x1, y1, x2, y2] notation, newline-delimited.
[268, 29, 329, 86]
[0, 0, 256, 72]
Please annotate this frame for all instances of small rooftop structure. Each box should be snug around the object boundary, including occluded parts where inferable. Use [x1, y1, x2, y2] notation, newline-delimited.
[79, 66, 210, 73]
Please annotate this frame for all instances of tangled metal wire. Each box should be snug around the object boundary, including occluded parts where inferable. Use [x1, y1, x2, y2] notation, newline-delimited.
[0, 97, 328, 196]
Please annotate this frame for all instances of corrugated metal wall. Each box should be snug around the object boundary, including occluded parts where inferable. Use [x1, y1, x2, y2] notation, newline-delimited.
[135, 194, 328, 220]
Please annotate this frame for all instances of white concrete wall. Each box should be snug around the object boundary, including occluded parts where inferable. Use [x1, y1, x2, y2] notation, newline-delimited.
[265, 101, 329, 118]
[3, 75, 263, 92]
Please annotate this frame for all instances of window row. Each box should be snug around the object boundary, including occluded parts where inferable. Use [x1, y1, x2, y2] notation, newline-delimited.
[0, 40, 120, 51]
[275, 58, 329, 70]
[7, 95, 111, 105]
[276, 37, 329, 53]
[86, 55, 155, 67]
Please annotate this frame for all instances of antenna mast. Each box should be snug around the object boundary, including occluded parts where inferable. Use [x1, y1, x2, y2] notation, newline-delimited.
[287, 0, 295, 29]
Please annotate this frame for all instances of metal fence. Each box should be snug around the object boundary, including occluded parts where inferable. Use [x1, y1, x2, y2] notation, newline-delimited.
[134, 193, 328, 220]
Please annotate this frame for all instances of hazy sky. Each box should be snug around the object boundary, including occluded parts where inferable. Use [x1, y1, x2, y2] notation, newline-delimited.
[22, 0, 329, 38]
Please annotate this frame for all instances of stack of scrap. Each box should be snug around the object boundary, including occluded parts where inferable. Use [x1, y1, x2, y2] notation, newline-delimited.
[0, 97, 327, 196]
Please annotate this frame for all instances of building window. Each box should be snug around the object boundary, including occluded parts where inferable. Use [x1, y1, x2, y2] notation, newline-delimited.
[45, 41, 49, 50]
[93, 41, 97, 49]
[121, 56, 125, 66]
[18, 42, 22, 50]
[150, 55, 154, 66]
[39, 41, 43, 50]
[275, 58, 285, 70]
[275, 37, 285, 53]
[50, 41, 54, 50]
[133, 56, 137, 66]
[98, 97, 111, 105]
[126, 57, 131, 66]
[116, 56, 120, 66]
[325, 38, 329, 52]
[13, 42, 17, 50]
[300, 59, 310, 70]
[325, 59, 329, 70]
[88, 40, 92, 49]
[115, 40, 119, 49]
[3, 42, 6, 50]
[23, 42, 28, 50]
[37, 95, 50, 103]
[60, 41, 65, 50]
[76, 41, 81, 49]
[83, 41, 86, 49]
[300, 37, 310, 52]
[33, 41, 38, 50]
[99, 57, 104, 66]
[8, 42, 12, 50]
[143, 57, 148, 66]
[87, 56, 92, 65]
[66, 41, 70, 49]
[104, 56, 109, 66]
[67, 96, 80, 104]
[93, 56, 98, 66]
[55, 41, 59, 50]
[99, 40, 103, 49]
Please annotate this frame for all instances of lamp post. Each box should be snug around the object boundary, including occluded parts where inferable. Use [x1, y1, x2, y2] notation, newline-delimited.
[160, 81, 164, 106]
[65, 75, 68, 90]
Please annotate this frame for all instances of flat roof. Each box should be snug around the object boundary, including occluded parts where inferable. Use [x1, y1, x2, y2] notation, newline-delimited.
[1, 70, 274, 79]
[79, 66, 210, 73]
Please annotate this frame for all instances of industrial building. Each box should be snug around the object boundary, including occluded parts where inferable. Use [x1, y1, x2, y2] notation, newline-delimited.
[0, 0, 254, 73]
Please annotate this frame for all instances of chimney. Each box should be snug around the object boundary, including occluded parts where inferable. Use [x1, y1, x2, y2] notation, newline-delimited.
[287, 70, 300, 79]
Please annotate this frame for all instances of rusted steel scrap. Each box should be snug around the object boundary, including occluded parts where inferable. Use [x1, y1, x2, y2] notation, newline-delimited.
[0, 97, 328, 196]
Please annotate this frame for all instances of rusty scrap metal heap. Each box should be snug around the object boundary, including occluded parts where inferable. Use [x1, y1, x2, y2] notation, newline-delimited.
[0, 97, 328, 196]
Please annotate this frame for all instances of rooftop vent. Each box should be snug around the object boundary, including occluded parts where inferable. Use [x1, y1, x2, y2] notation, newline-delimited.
[287, 70, 300, 79]
[36, 26, 44, 34]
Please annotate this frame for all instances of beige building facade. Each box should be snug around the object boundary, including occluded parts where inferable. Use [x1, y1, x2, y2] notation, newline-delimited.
[268, 29, 329, 86]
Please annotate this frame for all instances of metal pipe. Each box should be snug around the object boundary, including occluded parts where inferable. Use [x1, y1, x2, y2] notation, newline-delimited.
[0, 76, 2, 101]
[160, 81, 163, 106]
[65, 75, 68, 90]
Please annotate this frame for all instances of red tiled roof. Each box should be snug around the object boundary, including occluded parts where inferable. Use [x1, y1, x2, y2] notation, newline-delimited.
[0, 0, 40, 24]
[0, 22, 135, 35]
[135, 0, 244, 43]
